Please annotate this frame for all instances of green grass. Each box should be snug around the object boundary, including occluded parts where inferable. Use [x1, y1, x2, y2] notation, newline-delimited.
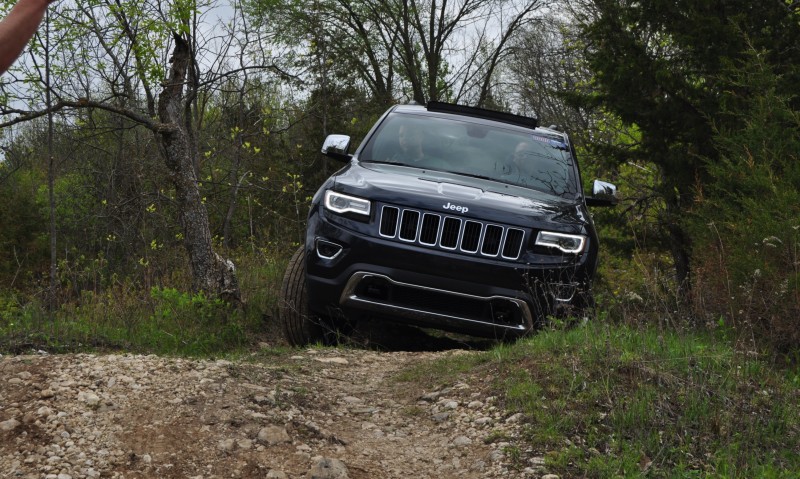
[0, 253, 288, 357]
[396, 321, 800, 478]
[393, 350, 490, 385]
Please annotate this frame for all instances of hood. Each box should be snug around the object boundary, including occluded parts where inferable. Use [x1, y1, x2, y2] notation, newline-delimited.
[332, 162, 588, 232]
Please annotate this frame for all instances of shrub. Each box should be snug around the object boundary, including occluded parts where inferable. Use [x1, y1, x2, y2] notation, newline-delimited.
[690, 49, 800, 353]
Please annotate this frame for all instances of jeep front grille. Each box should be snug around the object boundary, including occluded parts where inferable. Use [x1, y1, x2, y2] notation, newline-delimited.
[379, 205, 525, 260]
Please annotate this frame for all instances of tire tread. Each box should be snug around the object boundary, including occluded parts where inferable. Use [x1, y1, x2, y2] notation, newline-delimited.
[279, 246, 324, 346]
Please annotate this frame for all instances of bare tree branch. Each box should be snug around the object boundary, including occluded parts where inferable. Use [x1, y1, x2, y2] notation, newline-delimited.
[0, 100, 164, 131]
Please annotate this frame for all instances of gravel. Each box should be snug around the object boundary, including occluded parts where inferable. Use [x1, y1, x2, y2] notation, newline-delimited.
[1, 349, 559, 478]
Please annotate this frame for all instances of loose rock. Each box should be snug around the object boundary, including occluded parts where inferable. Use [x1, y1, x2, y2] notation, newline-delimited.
[258, 426, 291, 445]
[0, 418, 21, 431]
[307, 457, 349, 479]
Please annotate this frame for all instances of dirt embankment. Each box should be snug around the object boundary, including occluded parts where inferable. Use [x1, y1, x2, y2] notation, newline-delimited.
[1, 347, 560, 479]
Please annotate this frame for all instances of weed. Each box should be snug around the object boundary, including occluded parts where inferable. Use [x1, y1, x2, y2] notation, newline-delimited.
[483, 430, 511, 444]
[502, 444, 523, 468]
[401, 405, 425, 417]
[393, 351, 487, 385]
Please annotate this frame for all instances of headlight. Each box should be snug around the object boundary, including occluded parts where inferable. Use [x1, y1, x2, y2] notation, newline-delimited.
[535, 231, 586, 254]
[324, 190, 371, 216]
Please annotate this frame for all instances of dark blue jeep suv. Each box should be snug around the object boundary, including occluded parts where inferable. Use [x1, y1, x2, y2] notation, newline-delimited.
[279, 102, 617, 345]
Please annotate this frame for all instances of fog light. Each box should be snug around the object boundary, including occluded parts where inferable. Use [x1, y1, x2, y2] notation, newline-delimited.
[316, 239, 343, 260]
[361, 277, 390, 300]
[550, 283, 577, 302]
[490, 299, 518, 324]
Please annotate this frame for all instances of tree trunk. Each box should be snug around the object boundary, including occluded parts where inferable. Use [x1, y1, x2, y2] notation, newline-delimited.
[157, 33, 240, 302]
[665, 192, 692, 304]
[45, 9, 58, 311]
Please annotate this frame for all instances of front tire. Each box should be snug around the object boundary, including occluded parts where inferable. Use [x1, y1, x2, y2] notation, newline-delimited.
[279, 246, 328, 346]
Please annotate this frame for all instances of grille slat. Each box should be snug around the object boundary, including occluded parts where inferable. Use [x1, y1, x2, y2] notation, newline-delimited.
[461, 221, 482, 253]
[399, 210, 420, 241]
[420, 214, 441, 245]
[481, 225, 503, 256]
[440, 217, 461, 249]
[502, 229, 525, 258]
[378, 204, 526, 260]
[380, 206, 400, 237]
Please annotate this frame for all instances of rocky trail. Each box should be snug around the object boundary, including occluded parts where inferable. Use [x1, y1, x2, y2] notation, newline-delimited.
[1, 341, 560, 479]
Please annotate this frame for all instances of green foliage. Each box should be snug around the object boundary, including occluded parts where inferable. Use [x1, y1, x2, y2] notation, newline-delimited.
[573, 0, 800, 291]
[0, 169, 48, 289]
[243, 0, 399, 104]
[137, 286, 246, 354]
[0, 292, 33, 326]
[149, 287, 227, 322]
[0, 246, 289, 357]
[0, 287, 234, 357]
[37, 173, 100, 245]
[689, 48, 800, 351]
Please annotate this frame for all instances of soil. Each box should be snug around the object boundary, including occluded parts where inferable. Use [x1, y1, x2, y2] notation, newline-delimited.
[1, 324, 557, 479]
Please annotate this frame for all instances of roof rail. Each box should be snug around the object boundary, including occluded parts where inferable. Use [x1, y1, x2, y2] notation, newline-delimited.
[426, 101, 538, 129]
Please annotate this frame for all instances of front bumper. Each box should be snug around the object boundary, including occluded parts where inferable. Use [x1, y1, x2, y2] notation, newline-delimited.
[305, 209, 592, 338]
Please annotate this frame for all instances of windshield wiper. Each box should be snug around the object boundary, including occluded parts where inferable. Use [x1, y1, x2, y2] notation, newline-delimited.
[442, 170, 498, 182]
[363, 160, 407, 166]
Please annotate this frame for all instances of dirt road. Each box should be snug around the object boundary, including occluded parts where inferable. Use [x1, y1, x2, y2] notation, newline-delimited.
[1, 343, 557, 479]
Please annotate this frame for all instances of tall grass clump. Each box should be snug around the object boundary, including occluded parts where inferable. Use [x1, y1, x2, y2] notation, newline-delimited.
[231, 242, 294, 318]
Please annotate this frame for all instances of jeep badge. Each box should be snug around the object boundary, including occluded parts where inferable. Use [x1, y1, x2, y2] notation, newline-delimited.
[443, 202, 469, 214]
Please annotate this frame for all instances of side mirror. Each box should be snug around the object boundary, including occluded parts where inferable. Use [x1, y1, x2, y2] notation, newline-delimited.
[321, 134, 352, 162]
[586, 179, 619, 207]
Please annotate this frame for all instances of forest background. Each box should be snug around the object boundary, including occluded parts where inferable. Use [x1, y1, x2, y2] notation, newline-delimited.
[0, 0, 798, 359]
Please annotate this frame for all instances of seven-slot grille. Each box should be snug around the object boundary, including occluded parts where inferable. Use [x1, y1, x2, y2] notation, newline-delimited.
[379, 205, 526, 260]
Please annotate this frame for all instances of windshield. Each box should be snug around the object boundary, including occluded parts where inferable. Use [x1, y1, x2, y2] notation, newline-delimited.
[359, 113, 579, 198]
